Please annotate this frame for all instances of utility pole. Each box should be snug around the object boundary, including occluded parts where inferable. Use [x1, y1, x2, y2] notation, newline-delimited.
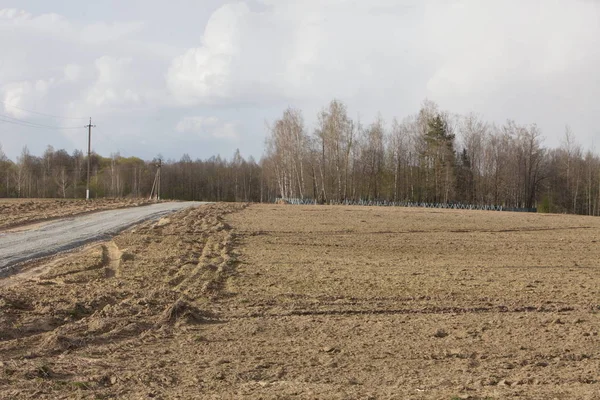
[157, 158, 161, 201]
[149, 158, 162, 201]
[85, 118, 96, 200]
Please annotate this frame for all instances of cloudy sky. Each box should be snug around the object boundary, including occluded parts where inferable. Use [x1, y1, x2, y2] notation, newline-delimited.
[1, 0, 599, 161]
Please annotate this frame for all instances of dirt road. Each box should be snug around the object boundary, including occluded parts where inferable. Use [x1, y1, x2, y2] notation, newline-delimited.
[0, 201, 202, 274]
[0, 198, 156, 230]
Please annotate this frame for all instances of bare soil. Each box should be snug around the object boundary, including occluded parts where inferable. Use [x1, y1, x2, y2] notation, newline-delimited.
[0, 198, 155, 231]
[0, 204, 599, 399]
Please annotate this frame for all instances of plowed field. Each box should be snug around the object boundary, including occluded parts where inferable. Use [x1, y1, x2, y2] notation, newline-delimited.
[1, 204, 599, 399]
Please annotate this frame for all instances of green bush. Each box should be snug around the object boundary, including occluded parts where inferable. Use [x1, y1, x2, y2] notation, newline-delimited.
[538, 195, 551, 213]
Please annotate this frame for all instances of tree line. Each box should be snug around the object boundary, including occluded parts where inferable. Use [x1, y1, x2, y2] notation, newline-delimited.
[1, 99, 599, 215]
[264, 100, 600, 215]
[0, 145, 266, 203]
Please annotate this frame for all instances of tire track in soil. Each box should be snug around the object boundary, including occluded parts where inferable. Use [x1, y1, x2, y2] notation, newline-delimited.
[249, 306, 582, 318]
[172, 224, 239, 299]
[0, 203, 248, 399]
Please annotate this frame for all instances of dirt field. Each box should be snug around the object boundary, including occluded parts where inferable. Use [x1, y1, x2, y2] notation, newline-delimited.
[1, 204, 599, 399]
[0, 198, 155, 231]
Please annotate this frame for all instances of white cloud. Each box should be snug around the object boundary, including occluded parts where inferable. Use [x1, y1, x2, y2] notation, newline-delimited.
[166, 0, 600, 126]
[1, 78, 55, 118]
[176, 116, 238, 140]
[166, 1, 429, 107]
[0, 7, 172, 159]
[80, 21, 145, 43]
[0, 9, 166, 121]
[167, 2, 250, 104]
[86, 56, 142, 107]
[424, 0, 600, 96]
[0, 8, 145, 42]
[0, 8, 71, 34]
[1, 83, 29, 118]
[212, 122, 239, 140]
[2, 1, 600, 160]
[64, 64, 81, 82]
[0, 8, 30, 20]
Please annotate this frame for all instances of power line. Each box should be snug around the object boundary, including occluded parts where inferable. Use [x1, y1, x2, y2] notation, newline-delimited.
[0, 116, 81, 130]
[1, 113, 85, 129]
[0, 100, 88, 120]
[0, 114, 84, 130]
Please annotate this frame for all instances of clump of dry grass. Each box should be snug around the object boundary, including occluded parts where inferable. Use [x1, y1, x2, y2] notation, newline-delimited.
[157, 298, 218, 327]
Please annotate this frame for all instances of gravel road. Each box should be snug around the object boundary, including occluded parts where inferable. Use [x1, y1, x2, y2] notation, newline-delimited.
[0, 201, 203, 274]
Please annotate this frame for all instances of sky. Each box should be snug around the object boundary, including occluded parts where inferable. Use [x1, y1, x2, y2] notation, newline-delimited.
[1, 0, 599, 162]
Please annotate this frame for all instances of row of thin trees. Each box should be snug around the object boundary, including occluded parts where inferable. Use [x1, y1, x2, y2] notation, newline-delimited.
[0, 145, 265, 202]
[264, 100, 600, 215]
[0, 146, 148, 199]
[1, 99, 599, 215]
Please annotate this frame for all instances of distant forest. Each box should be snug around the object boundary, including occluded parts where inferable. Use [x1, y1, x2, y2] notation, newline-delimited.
[1, 99, 600, 216]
